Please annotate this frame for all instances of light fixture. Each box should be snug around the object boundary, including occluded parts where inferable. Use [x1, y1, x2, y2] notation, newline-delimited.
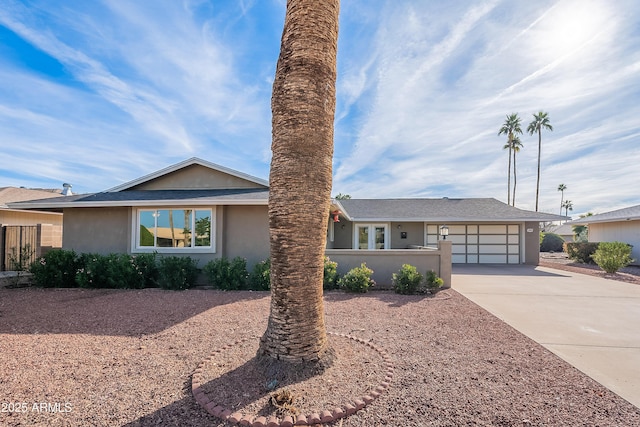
[397, 224, 402, 229]
[440, 225, 449, 240]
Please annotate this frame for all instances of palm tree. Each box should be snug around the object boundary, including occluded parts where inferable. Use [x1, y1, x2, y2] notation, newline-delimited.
[527, 111, 553, 212]
[498, 113, 523, 206]
[507, 136, 523, 206]
[562, 200, 573, 218]
[259, 0, 340, 364]
[557, 183, 567, 216]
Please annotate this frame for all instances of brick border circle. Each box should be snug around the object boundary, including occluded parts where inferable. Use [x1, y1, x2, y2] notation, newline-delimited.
[192, 332, 394, 426]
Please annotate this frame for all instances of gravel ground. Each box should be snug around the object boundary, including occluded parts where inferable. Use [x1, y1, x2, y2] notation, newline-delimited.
[539, 252, 640, 286]
[1, 284, 640, 426]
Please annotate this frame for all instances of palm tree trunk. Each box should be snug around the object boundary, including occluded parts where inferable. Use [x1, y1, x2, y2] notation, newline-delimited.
[259, 0, 340, 364]
[507, 142, 512, 205]
[535, 130, 541, 211]
[512, 149, 517, 206]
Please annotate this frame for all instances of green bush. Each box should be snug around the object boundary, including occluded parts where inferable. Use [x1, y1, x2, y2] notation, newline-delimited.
[30, 249, 79, 288]
[591, 242, 635, 273]
[323, 256, 340, 290]
[392, 264, 424, 294]
[426, 270, 444, 293]
[157, 256, 199, 290]
[248, 258, 271, 291]
[75, 253, 148, 289]
[131, 252, 159, 288]
[540, 232, 565, 252]
[203, 257, 248, 290]
[564, 242, 599, 264]
[338, 263, 375, 293]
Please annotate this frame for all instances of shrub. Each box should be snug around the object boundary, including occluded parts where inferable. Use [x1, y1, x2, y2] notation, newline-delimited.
[75, 253, 138, 289]
[248, 258, 271, 291]
[131, 252, 160, 288]
[564, 242, 599, 264]
[540, 232, 565, 252]
[157, 256, 199, 290]
[392, 264, 424, 294]
[203, 257, 248, 290]
[591, 242, 635, 273]
[426, 270, 444, 293]
[323, 256, 340, 290]
[30, 249, 79, 288]
[338, 263, 375, 293]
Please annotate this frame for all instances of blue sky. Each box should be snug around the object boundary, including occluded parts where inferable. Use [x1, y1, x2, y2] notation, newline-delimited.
[1, 0, 638, 218]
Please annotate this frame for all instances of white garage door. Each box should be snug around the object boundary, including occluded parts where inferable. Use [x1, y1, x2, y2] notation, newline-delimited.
[426, 224, 520, 264]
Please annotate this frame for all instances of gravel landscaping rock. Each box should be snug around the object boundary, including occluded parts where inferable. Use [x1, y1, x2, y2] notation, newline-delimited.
[1, 286, 639, 426]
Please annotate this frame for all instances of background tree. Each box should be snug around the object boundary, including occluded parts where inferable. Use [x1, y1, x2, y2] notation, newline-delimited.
[527, 111, 553, 212]
[259, 0, 340, 365]
[562, 200, 573, 218]
[558, 183, 567, 215]
[334, 193, 351, 199]
[508, 136, 523, 206]
[572, 212, 592, 242]
[498, 113, 523, 206]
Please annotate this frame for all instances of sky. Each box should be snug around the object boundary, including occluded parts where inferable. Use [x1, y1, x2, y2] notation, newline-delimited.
[1, 0, 639, 218]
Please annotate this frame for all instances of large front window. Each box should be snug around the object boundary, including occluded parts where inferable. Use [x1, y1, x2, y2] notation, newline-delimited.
[136, 208, 213, 251]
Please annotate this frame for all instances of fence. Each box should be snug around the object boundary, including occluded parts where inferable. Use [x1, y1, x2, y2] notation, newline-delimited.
[1, 224, 62, 271]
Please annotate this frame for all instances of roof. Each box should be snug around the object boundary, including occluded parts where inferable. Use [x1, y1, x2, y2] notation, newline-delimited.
[0, 187, 62, 208]
[571, 204, 640, 224]
[8, 189, 269, 209]
[544, 222, 575, 236]
[107, 157, 268, 191]
[334, 198, 565, 222]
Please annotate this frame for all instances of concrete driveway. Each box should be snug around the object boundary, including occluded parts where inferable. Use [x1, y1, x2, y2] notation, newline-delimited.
[453, 264, 640, 409]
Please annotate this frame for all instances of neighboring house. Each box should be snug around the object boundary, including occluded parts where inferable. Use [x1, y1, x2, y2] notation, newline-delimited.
[10, 158, 564, 286]
[0, 187, 65, 270]
[571, 205, 640, 266]
[543, 222, 575, 242]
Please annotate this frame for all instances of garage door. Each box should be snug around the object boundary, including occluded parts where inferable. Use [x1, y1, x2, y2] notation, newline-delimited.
[426, 224, 520, 264]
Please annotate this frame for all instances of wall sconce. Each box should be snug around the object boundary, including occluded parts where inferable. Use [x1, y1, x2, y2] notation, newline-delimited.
[397, 224, 402, 229]
[440, 225, 449, 240]
[341, 224, 346, 229]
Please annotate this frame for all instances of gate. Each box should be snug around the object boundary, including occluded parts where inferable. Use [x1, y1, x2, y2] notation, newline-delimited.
[1, 225, 62, 271]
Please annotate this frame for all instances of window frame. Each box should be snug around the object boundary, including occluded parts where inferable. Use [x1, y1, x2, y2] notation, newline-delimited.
[353, 223, 389, 250]
[132, 207, 215, 253]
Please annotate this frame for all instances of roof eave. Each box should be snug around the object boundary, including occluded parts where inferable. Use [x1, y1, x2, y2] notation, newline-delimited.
[8, 199, 269, 209]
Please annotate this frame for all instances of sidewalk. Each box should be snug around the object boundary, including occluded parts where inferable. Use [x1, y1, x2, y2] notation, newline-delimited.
[453, 264, 640, 409]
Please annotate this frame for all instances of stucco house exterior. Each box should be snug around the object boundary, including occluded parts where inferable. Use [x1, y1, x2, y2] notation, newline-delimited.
[10, 158, 564, 286]
[571, 205, 640, 265]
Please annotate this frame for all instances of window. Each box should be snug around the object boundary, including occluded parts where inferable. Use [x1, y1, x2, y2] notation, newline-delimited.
[136, 208, 213, 251]
[355, 224, 388, 249]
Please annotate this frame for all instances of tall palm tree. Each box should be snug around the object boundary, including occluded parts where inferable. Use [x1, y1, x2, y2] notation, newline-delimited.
[259, 0, 340, 364]
[557, 183, 567, 216]
[527, 111, 553, 212]
[562, 200, 573, 218]
[498, 113, 523, 206]
[512, 136, 523, 206]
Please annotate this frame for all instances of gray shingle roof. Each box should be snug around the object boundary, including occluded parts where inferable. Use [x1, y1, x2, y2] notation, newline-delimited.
[8, 189, 269, 209]
[336, 198, 565, 222]
[571, 204, 640, 224]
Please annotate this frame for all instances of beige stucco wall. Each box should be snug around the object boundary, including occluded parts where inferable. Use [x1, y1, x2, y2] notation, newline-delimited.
[130, 164, 266, 190]
[63, 207, 131, 254]
[221, 205, 270, 268]
[326, 240, 451, 289]
[588, 221, 640, 266]
[0, 209, 63, 226]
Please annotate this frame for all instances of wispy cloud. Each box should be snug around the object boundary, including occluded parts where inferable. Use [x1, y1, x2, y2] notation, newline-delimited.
[0, 0, 638, 216]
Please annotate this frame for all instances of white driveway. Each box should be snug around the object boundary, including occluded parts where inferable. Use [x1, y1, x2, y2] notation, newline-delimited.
[453, 264, 640, 409]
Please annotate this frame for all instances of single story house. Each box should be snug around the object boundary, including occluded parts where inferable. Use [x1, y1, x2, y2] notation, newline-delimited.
[543, 222, 575, 242]
[10, 158, 564, 286]
[571, 205, 640, 265]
